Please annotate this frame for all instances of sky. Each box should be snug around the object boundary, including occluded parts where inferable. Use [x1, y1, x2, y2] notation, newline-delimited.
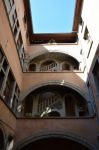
[30, 0, 76, 33]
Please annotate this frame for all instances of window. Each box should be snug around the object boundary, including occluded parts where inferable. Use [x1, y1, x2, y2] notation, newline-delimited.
[12, 14, 16, 26]
[11, 84, 20, 113]
[4, 0, 14, 14]
[83, 27, 89, 40]
[13, 25, 18, 38]
[15, 85, 20, 98]
[16, 20, 19, 28]
[0, 50, 3, 63]
[17, 33, 23, 50]
[4, 0, 25, 70]
[87, 41, 93, 58]
[79, 17, 84, 32]
[83, 27, 93, 58]
[93, 60, 99, 93]
[2, 59, 8, 72]
[84, 27, 92, 45]
[12, 95, 18, 113]
[3, 71, 15, 105]
[12, 9, 18, 27]
[0, 47, 20, 113]
[0, 48, 8, 92]
[9, 0, 14, 8]
[0, 70, 5, 91]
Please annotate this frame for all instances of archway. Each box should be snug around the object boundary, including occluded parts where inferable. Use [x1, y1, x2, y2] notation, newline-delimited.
[21, 84, 89, 118]
[16, 132, 95, 150]
[21, 137, 90, 150]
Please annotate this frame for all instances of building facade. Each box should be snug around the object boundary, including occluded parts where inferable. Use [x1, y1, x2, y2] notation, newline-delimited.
[0, 0, 99, 149]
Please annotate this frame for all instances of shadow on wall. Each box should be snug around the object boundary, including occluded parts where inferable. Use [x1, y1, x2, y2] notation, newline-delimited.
[85, 44, 99, 117]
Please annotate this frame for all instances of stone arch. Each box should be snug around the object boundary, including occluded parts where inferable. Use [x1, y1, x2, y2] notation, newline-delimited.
[20, 81, 87, 102]
[15, 131, 96, 150]
[29, 51, 80, 63]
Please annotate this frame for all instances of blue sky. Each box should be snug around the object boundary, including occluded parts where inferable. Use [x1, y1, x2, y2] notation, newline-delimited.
[30, 0, 76, 33]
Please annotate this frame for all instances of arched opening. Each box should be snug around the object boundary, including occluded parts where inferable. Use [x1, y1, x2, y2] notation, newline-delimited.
[0, 129, 5, 150]
[62, 63, 70, 70]
[20, 137, 91, 150]
[21, 85, 90, 118]
[28, 52, 79, 72]
[29, 63, 36, 71]
[65, 94, 89, 117]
